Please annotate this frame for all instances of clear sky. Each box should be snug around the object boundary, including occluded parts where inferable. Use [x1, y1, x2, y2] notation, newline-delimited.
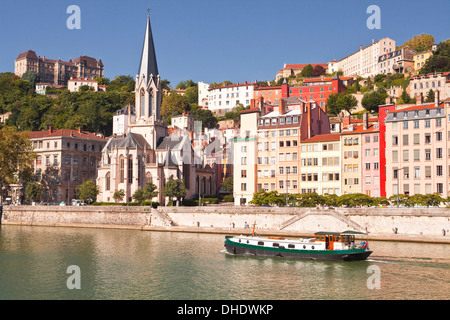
[1, 0, 449, 87]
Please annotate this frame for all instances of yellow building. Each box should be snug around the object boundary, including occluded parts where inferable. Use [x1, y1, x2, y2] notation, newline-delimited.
[413, 51, 433, 72]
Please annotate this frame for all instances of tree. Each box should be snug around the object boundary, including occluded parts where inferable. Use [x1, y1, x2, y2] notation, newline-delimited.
[189, 104, 218, 129]
[161, 92, 190, 121]
[162, 178, 186, 204]
[326, 93, 358, 116]
[25, 182, 42, 203]
[420, 40, 450, 74]
[0, 126, 36, 204]
[76, 179, 99, 204]
[361, 90, 386, 113]
[401, 34, 435, 53]
[21, 71, 41, 89]
[425, 89, 435, 103]
[312, 65, 326, 77]
[113, 189, 125, 203]
[183, 86, 198, 105]
[133, 182, 158, 203]
[221, 176, 233, 193]
[300, 64, 313, 78]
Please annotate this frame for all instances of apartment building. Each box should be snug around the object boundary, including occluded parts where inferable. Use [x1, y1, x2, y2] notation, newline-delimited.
[340, 124, 363, 195]
[286, 74, 351, 111]
[206, 81, 257, 116]
[377, 47, 416, 75]
[360, 115, 381, 197]
[233, 108, 259, 206]
[299, 133, 341, 196]
[409, 72, 450, 101]
[384, 99, 448, 198]
[28, 127, 107, 204]
[233, 97, 330, 205]
[413, 51, 433, 71]
[328, 37, 396, 78]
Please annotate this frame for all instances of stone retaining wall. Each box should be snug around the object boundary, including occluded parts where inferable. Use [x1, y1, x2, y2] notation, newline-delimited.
[2, 205, 450, 240]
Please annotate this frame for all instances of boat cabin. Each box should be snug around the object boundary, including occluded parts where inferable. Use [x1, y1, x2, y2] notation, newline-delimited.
[314, 231, 364, 250]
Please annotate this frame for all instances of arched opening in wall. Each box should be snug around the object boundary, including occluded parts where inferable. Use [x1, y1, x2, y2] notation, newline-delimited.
[128, 155, 133, 184]
[140, 89, 146, 117]
[119, 155, 125, 183]
[146, 172, 153, 185]
[149, 89, 153, 117]
[106, 172, 111, 191]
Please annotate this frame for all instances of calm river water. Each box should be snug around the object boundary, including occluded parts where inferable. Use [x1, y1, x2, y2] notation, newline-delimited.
[0, 225, 448, 300]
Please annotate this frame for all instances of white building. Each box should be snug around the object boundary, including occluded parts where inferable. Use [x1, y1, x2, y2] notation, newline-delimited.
[206, 81, 257, 116]
[67, 78, 99, 92]
[328, 37, 396, 78]
[112, 105, 136, 136]
[198, 81, 210, 109]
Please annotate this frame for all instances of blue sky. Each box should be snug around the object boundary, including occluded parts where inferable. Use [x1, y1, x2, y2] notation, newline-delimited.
[1, 0, 449, 87]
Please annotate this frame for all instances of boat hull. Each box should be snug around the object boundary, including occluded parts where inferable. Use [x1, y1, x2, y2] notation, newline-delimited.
[224, 238, 372, 261]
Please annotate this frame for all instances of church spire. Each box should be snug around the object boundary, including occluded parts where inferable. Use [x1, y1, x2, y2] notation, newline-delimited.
[138, 10, 158, 80]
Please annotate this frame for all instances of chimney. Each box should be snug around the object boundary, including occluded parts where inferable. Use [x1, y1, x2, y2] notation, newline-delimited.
[416, 93, 424, 105]
[279, 99, 287, 115]
[360, 45, 363, 50]
[363, 112, 369, 130]
[49, 126, 53, 134]
[386, 96, 393, 105]
[78, 127, 82, 133]
[434, 90, 440, 106]
[306, 102, 312, 139]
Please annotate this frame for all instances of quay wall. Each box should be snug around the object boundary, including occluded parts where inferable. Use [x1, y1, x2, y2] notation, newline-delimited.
[1, 206, 450, 242]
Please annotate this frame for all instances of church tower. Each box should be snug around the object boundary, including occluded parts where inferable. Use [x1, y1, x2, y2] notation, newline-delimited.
[130, 11, 166, 149]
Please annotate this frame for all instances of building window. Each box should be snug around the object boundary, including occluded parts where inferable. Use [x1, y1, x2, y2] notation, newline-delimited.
[119, 156, 124, 183]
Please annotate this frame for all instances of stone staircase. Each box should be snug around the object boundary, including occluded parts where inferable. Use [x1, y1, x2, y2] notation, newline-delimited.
[279, 208, 366, 232]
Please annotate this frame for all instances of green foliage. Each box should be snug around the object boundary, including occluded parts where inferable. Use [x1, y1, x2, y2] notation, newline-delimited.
[0, 72, 134, 135]
[425, 89, 435, 103]
[361, 90, 387, 113]
[132, 182, 159, 203]
[221, 176, 233, 192]
[337, 193, 375, 207]
[420, 40, 450, 74]
[401, 33, 435, 53]
[300, 64, 313, 78]
[0, 126, 36, 204]
[75, 179, 99, 204]
[162, 178, 186, 202]
[326, 93, 358, 116]
[189, 104, 218, 129]
[223, 194, 234, 202]
[113, 189, 125, 203]
[25, 182, 42, 202]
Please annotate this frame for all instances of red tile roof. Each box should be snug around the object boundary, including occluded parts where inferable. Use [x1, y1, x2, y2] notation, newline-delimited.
[28, 128, 106, 141]
[302, 133, 341, 142]
[302, 76, 353, 83]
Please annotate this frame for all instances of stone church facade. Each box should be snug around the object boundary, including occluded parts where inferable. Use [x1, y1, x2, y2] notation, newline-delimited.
[96, 13, 215, 204]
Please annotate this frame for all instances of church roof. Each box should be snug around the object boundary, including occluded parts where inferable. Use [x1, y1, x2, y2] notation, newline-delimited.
[138, 13, 158, 80]
[156, 135, 187, 151]
[105, 132, 150, 151]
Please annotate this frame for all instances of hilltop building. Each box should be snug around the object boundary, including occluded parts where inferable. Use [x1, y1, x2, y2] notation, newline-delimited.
[15, 50, 104, 86]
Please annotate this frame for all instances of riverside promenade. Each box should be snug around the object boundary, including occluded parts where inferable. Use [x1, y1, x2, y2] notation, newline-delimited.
[1, 204, 450, 244]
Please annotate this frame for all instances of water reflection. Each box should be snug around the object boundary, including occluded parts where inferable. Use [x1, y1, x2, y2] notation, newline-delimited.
[0, 226, 448, 300]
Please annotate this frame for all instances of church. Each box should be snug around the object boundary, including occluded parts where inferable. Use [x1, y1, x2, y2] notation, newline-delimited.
[96, 13, 216, 204]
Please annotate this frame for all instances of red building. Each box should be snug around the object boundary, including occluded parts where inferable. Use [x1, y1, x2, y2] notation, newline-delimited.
[282, 74, 353, 112]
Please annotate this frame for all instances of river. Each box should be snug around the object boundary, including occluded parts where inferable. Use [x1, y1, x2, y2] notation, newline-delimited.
[0, 225, 448, 300]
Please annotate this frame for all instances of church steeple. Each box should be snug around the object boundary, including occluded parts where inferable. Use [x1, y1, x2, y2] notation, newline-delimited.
[138, 10, 158, 80]
[135, 11, 162, 124]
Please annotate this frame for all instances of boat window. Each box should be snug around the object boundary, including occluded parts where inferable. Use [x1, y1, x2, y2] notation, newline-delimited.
[246, 240, 249, 244]
[336, 236, 341, 242]
[303, 245, 306, 249]
[311, 246, 315, 250]
[238, 239, 241, 243]
[272, 243, 279, 247]
[288, 244, 295, 249]
[258, 241, 264, 246]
